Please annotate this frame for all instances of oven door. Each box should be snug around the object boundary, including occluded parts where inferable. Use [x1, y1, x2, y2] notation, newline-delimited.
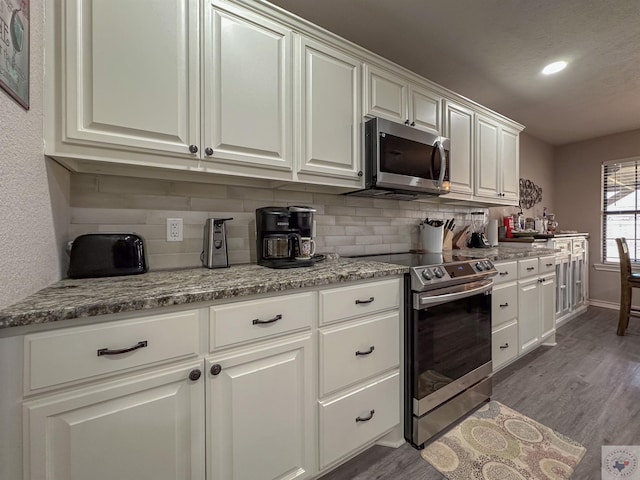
[410, 280, 492, 416]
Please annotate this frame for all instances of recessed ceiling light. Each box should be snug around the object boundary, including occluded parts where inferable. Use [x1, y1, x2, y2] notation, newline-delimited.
[542, 61, 568, 75]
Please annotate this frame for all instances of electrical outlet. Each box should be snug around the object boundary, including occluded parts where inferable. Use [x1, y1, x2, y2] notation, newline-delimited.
[167, 218, 183, 242]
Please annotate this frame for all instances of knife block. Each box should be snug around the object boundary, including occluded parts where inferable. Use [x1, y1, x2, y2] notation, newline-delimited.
[442, 229, 453, 251]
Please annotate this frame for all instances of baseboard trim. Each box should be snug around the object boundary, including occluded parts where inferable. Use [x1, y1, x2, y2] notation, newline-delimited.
[589, 300, 619, 310]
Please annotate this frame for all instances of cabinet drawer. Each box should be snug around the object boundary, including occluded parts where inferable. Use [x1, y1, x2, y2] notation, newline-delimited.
[553, 239, 572, 253]
[25, 310, 200, 392]
[493, 261, 517, 285]
[492, 321, 518, 370]
[319, 371, 399, 469]
[319, 279, 400, 325]
[518, 258, 539, 278]
[319, 312, 399, 396]
[572, 238, 586, 254]
[492, 284, 517, 328]
[210, 292, 314, 350]
[538, 255, 556, 274]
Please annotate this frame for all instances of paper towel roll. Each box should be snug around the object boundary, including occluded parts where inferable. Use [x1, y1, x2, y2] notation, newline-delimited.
[487, 219, 499, 246]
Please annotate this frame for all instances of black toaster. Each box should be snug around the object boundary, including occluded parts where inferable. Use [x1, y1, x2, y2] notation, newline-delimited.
[68, 233, 148, 279]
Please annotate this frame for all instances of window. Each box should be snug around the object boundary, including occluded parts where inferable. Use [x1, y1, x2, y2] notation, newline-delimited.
[602, 158, 640, 263]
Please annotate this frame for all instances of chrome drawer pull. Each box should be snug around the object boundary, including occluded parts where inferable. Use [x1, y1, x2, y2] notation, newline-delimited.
[355, 409, 375, 423]
[252, 314, 282, 325]
[355, 346, 375, 357]
[499, 271, 509, 276]
[499, 343, 509, 349]
[499, 302, 509, 308]
[97, 340, 148, 357]
[355, 297, 375, 305]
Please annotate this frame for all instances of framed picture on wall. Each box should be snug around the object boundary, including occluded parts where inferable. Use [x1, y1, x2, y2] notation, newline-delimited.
[0, 0, 29, 110]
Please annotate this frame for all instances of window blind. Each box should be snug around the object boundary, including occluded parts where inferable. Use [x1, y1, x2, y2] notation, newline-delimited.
[602, 159, 640, 263]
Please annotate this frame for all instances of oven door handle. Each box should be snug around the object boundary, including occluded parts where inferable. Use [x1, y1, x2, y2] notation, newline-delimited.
[414, 281, 492, 309]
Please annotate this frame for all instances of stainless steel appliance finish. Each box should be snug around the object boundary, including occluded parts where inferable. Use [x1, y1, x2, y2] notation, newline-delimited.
[202, 217, 233, 268]
[406, 258, 495, 448]
[346, 117, 450, 200]
[346, 252, 496, 449]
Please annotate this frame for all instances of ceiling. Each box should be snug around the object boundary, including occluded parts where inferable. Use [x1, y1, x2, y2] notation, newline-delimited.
[268, 0, 640, 146]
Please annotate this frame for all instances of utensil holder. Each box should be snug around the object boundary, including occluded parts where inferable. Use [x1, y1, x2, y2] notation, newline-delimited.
[420, 224, 444, 253]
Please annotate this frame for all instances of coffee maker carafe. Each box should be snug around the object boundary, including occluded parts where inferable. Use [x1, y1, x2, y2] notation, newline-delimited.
[256, 206, 316, 268]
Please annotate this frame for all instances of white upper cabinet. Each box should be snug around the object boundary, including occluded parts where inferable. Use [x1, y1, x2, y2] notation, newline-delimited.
[296, 36, 363, 185]
[60, 0, 200, 156]
[203, 1, 293, 173]
[443, 100, 474, 195]
[364, 65, 441, 133]
[475, 114, 519, 204]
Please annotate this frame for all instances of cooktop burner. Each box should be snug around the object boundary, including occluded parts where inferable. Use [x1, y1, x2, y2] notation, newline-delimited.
[344, 251, 476, 268]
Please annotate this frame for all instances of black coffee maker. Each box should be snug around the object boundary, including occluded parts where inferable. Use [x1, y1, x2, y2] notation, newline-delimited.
[256, 206, 316, 268]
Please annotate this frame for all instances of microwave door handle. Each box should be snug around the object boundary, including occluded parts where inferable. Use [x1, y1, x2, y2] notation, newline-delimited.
[435, 140, 446, 188]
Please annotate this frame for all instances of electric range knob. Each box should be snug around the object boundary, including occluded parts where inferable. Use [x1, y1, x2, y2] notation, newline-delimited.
[433, 267, 444, 278]
[484, 260, 494, 270]
[421, 269, 433, 281]
[475, 262, 484, 271]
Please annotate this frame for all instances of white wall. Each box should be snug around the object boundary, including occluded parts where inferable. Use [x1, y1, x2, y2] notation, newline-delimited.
[0, 1, 70, 309]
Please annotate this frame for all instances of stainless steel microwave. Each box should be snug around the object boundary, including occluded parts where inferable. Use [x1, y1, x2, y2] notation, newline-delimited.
[347, 117, 450, 200]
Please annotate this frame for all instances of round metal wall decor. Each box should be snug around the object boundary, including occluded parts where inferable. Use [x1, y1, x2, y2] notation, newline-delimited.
[519, 178, 542, 209]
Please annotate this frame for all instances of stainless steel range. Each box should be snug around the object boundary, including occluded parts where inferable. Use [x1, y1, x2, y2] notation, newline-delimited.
[347, 252, 497, 448]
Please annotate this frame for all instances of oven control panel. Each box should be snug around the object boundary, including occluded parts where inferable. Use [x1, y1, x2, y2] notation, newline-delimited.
[411, 259, 496, 291]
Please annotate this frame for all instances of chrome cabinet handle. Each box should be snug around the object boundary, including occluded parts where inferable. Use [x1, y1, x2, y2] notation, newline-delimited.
[526, 267, 535, 271]
[355, 346, 375, 357]
[252, 314, 282, 325]
[356, 410, 375, 423]
[435, 140, 446, 188]
[499, 302, 509, 308]
[97, 340, 148, 357]
[499, 343, 509, 349]
[355, 297, 374, 305]
[499, 271, 509, 276]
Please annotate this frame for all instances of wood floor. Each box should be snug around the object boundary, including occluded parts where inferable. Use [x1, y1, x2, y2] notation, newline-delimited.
[318, 307, 640, 479]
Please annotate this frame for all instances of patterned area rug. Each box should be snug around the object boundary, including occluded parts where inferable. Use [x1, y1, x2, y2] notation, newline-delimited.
[421, 401, 586, 479]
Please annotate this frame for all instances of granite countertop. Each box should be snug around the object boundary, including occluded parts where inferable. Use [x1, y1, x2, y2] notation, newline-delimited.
[0, 246, 557, 331]
[0, 256, 408, 330]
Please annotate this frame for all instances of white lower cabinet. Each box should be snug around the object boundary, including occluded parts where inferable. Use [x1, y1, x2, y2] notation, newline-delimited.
[207, 333, 313, 480]
[15, 278, 403, 480]
[23, 360, 206, 480]
[491, 321, 518, 370]
[318, 371, 399, 469]
[493, 257, 556, 372]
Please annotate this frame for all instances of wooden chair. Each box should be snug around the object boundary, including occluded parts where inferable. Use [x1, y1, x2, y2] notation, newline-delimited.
[615, 238, 640, 335]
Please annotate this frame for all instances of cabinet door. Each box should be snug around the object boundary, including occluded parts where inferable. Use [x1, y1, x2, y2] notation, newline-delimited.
[297, 37, 362, 183]
[475, 115, 501, 199]
[518, 279, 540, 354]
[540, 274, 556, 340]
[23, 360, 205, 480]
[207, 334, 314, 480]
[204, 2, 292, 173]
[572, 253, 585, 307]
[408, 84, 441, 133]
[364, 65, 407, 123]
[64, 0, 199, 155]
[444, 100, 474, 195]
[500, 126, 519, 203]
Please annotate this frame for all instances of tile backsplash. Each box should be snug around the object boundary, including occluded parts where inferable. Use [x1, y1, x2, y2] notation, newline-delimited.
[69, 174, 487, 271]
